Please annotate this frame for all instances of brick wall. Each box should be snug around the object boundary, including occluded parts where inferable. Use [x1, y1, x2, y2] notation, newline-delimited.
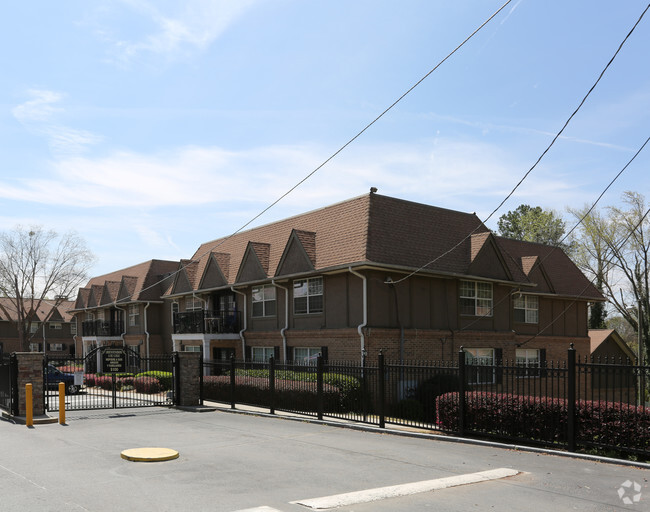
[15, 352, 44, 417]
[176, 351, 201, 406]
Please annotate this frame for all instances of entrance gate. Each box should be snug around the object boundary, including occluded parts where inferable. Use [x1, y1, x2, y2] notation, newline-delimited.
[45, 346, 176, 412]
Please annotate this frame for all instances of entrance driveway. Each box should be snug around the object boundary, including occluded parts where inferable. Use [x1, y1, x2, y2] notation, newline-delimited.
[1, 407, 648, 511]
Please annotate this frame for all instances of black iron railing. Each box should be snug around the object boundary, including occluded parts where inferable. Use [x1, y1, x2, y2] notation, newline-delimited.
[201, 348, 650, 461]
[173, 309, 240, 335]
[81, 320, 125, 337]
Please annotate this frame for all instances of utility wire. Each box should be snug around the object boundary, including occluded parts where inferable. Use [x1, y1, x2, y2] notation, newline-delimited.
[110, 0, 515, 305]
[391, 2, 650, 285]
[459, 135, 649, 333]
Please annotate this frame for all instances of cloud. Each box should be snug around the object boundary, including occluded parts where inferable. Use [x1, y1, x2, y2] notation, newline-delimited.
[12, 90, 102, 155]
[103, 0, 260, 63]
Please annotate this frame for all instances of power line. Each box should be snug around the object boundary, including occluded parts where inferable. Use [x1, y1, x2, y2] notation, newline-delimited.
[391, 2, 650, 285]
[111, 0, 515, 305]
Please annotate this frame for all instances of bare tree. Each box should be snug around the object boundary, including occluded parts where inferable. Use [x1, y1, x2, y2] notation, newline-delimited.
[0, 226, 95, 351]
[570, 191, 650, 358]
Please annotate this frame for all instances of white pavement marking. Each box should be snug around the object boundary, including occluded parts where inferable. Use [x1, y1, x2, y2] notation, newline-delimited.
[291, 467, 520, 509]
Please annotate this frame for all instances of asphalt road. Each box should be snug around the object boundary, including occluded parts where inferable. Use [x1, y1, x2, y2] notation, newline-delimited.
[0, 407, 648, 511]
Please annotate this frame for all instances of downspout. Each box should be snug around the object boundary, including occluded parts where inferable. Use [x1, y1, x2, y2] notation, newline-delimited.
[231, 287, 247, 358]
[144, 302, 151, 359]
[349, 267, 367, 361]
[272, 279, 289, 361]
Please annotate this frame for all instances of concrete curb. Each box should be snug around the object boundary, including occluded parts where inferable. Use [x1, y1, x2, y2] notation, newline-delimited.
[203, 403, 650, 471]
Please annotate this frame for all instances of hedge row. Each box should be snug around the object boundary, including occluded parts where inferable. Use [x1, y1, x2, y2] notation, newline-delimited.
[203, 375, 343, 412]
[83, 374, 165, 394]
[436, 391, 650, 451]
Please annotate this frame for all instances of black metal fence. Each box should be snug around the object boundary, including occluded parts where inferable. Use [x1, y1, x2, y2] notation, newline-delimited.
[201, 347, 650, 460]
[45, 349, 176, 412]
[0, 354, 18, 415]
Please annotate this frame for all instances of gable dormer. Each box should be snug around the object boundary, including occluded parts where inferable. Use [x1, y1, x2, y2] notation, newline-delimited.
[118, 276, 138, 303]
[236, 242, 270, 283]
[75, 288, 90, 309]
[521, 256, 554, 294]
[169, 260, 197, 295]
[100, 281, 121, 307]
[87, 285, 103, 308]
[275, 229, 316, 277]
[199, 252, 230, 290]
[467, 232, 512, 281]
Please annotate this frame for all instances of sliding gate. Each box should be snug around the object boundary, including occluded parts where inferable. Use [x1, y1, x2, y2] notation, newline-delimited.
[45, 346, 176, 412]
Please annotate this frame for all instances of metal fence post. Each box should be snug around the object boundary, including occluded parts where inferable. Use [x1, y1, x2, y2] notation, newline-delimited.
[11, 353, 19, 416]
[458, 347, 466, 436]
[230, 355, 236, 409]
[173, 352, 181, 406]
[567, 344, 576, 452]
[269, 356, 275, 415]
[317, 355, 324, 421]
[378, 350, 385, 429]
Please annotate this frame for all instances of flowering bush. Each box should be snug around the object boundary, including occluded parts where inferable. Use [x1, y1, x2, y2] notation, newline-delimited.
[436, 391, 650, 451]
[134, 376, 162, 394]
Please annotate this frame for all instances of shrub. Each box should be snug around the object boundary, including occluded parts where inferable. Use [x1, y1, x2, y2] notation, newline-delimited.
[84, 374, 96, 387]
[390, 399, 424, 421]
[134, 376, 162, 394]
[415, 373, 461, 422]
[136, 371, 173, 390]
[94, 375, 114, 391]
[202, 375, 341, 412]
[435, 391, 650, 451]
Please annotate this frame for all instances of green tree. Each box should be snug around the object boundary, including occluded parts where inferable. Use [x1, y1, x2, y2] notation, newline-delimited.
[0, 226, 95, 351]
[497, 205, 570, 251]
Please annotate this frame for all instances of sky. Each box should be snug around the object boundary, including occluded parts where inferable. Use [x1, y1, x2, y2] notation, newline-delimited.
[1, 0, 648, 279]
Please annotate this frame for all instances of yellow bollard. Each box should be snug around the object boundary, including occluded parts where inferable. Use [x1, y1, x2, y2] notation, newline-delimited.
[25, 383, 33, 427]
[59, 382, 66, 425]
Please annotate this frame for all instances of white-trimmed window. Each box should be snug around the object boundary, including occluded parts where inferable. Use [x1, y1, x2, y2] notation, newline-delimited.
[460, 281, 493, 317]
[171, 302, 179, 315]
[252, 285, 276, 317]
[294, 347, 321, 364]
[29, 343, 40, 352]
[97, 309, 105, 321]
[183, 345, 201, 353]
[49, 322, 62, 330]
[86, 312, 95, 321]
[464, 348, 495, 384]
[293, 277, 323, 315]
[128, 304, 140, 327]
[516, 348, 541, 377]
[186, 296, 203, 311]
[29, 322, 40, 334]
[251, 347, 275, 362]
[514, 295, 539, 324]
[48, 343, 63, 352]
[70, 320, 77, 335]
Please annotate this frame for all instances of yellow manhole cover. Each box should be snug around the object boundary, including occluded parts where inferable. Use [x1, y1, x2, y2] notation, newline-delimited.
[120, 447, 179, 462]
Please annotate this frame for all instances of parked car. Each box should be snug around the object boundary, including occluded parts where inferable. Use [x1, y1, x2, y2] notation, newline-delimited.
[45, 365, 80, 395]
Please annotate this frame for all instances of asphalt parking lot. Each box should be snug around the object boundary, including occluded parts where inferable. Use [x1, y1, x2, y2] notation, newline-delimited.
[1, 406, 648, 511]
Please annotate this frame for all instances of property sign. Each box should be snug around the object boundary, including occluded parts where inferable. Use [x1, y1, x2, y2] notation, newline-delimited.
[102, 348, 126, 373]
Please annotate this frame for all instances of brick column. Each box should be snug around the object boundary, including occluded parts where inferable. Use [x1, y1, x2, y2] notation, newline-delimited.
[175, 352, 201, 407]
[15, 353, 45, 417]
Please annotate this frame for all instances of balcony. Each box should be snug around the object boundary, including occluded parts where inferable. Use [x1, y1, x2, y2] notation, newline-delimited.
[173, 309, 240, 335]
[82, 320, 124, 337]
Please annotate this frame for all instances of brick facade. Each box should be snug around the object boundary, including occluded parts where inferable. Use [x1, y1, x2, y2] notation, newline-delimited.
[15, 352, 45, 417]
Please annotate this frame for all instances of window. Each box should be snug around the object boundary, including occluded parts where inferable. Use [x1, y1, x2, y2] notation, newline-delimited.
[49, 322, 62, 330]
[293, 347, 322, 364]
[29, 343, 40, 352]
[252, 285, 276, 317]
[97, 309, 105, 321]
[514, 295, 539, 324]
[516, 349, 541, 377]
[49, 343, 63, 352]
[186, 296, 203, 311]
[30, 322, 40, 334]
[70, 320, 77, 335]
[183, 345, 201, 353]
[460, 281, 493, 317]
[172, 302, 179, 315]
[293, 277, 323, 314]
[251, 347, 275, 362]
[128, 304, 140, 327]
[464, 348, 495, 384]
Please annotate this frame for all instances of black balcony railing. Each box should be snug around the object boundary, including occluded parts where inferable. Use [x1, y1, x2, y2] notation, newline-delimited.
[173, 309, 240, 335]
[81, 320, 124, 337]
